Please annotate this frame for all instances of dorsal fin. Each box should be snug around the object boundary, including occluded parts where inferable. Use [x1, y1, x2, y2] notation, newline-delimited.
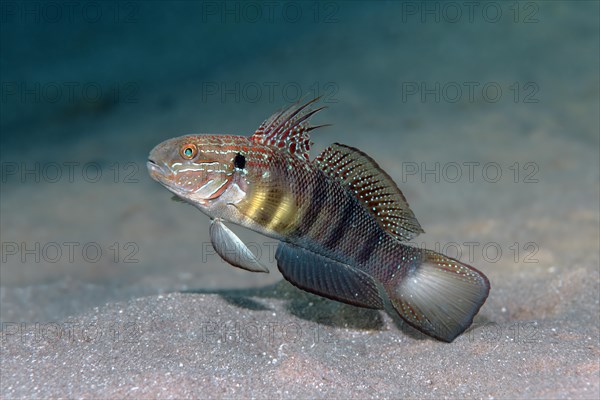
[315, 143, 424, 241]
[250, 97, 328, 161]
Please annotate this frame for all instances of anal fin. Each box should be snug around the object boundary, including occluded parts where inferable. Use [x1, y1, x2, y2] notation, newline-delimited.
[275, 242, 384, 309]
[210, 218, 269, 273]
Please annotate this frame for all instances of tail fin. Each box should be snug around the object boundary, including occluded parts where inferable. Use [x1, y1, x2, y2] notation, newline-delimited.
[384, 250, 490, 342]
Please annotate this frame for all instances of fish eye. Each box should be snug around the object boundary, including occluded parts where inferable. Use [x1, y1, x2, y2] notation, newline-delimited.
[180, 143, 198, 159]
[234, 152, 246, 169]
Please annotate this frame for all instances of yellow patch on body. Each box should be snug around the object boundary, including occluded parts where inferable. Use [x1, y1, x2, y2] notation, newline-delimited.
[240, 185, 299, 235]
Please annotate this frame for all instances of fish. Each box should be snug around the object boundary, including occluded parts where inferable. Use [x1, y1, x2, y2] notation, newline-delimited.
[147, 98, 490, 342]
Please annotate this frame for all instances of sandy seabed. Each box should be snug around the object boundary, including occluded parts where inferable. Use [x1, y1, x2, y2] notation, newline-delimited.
[1, 2, 599, 398]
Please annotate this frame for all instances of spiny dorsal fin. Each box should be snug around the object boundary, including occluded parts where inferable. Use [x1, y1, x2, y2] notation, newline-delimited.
[315, 143, 424, 241]
[250, 97, 328, 161]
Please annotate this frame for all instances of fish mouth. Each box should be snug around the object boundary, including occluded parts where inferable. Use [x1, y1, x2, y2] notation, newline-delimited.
[147, 159, 167, 180]
[146, 158, 231, 206]
[147, 159, 192, 198]
[147, 159, 178, 192]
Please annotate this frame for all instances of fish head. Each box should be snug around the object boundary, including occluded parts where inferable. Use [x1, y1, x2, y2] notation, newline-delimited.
[147, 135, 251, 208]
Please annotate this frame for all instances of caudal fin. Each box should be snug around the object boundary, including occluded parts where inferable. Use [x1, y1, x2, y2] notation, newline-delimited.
[385, 250, 490, 342]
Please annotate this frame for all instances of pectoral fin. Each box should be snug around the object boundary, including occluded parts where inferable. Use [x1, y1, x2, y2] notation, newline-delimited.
[209, 218, 269, 273]
[275, 242, 384, 309]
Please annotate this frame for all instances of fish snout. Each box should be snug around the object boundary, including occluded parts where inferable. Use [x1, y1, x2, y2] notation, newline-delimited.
[147, 159, 169, 182]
